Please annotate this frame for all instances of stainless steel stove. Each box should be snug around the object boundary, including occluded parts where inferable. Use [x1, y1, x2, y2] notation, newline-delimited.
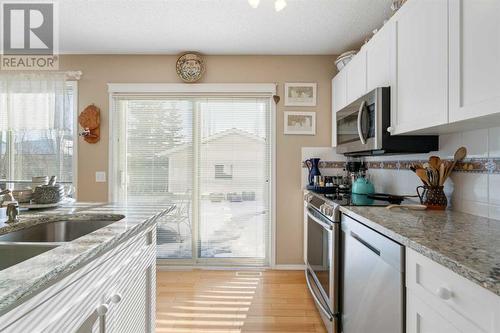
[304, 190, 410, 333]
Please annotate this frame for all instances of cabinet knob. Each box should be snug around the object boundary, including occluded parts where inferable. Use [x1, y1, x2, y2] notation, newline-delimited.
[387, 126, 394, 133]
[96, 303, 109, 316]
[436, 287, 453, 300]
[110, 293, 122, 304]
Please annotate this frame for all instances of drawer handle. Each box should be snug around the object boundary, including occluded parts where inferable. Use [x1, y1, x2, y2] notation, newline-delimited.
[96, 303, 109, 333]
[436, 287, 453, 300]
[96, 303, 109, 316]
[110, 293, 122, 304]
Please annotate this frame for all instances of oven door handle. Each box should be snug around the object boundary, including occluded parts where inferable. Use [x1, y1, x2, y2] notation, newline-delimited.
[305, 270, 333, 321]
[357, 100, 367, 145]
[307, 209, 333, 231]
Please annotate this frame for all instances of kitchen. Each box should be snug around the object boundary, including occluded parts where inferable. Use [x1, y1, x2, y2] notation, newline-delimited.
[0, 0, 499, 332]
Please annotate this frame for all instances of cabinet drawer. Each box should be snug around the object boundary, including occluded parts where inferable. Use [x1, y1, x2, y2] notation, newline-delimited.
[406, 248, 500, 333]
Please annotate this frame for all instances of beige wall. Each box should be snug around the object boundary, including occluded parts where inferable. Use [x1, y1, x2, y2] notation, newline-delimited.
[60, 55, 336, 265]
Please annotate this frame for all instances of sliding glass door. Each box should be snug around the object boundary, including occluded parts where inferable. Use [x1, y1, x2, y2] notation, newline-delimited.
[112, 94, 271, 266]
[115, 98, 194, 259]
[197, 98, 270, 264]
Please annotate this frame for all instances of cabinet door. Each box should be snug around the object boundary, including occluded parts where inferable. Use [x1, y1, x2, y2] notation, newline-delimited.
[449, 0, 500, 122]
[346, 49, 367, 104]
[332, 70, 347, 113]
[332, 72, 347, 147]
[407, 291, 461, 333]
[391, 0, 448, 134]
[106, 242, 156, 333]
[366, 24, 392, 92]
[0, 228, 156, 333]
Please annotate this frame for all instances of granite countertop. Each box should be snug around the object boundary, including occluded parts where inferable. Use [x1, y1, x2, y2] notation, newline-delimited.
[318, 195, 500, 296]
[0, 202, 172, 315]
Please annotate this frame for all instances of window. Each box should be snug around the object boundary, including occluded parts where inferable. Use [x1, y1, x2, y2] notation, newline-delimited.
[214, 164, 233, 179]
[110, 85, 273, 266]
[0, 75, 76, 192]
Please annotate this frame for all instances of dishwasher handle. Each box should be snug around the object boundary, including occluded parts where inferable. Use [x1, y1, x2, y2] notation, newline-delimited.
[350, 231, 380, 256]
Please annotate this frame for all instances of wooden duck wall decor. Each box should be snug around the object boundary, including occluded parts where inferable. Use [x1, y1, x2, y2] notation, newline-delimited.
[78, 104, 100, 143]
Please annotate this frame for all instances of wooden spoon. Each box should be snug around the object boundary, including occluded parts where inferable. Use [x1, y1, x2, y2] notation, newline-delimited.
[439, 162, 446, 186]
[416, 168, 430, 185]
[386, 204, 427, 211]
[446, 147, 467, 179]
[429, 156, 441, 171]
[454, 146, 467, 162]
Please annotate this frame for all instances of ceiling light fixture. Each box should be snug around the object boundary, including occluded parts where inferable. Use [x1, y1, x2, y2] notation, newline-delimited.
[248, 0, 260, 9]
[248, 0, 287, 12]
[274, 0, 287, 12]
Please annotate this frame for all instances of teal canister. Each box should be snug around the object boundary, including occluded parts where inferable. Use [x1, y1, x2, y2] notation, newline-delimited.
[351, 177, 375, 195]
[351, 177, 375, 205]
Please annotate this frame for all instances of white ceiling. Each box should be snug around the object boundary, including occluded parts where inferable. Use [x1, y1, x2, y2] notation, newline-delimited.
[59, 0, 393, 55]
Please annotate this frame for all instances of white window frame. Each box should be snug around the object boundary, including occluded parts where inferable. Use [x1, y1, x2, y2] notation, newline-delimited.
[107, 83, 277, 267]
[68, 81, 78, 199]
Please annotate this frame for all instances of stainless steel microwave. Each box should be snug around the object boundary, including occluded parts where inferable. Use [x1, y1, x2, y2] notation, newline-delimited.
[335, 87, 438, 156]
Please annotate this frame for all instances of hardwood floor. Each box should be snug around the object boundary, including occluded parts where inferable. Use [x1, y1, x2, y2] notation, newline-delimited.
[156, 270, 327, 333]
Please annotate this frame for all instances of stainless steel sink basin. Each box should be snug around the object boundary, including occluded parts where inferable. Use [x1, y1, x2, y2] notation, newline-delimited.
[0, 243, 58, 271]
[0, 215, 124, 243]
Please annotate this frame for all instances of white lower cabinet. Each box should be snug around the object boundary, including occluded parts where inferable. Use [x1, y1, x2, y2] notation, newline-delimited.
[0, 226, 156, 333]
[406, 248, 500, 333]
[407, 291, 461, 333]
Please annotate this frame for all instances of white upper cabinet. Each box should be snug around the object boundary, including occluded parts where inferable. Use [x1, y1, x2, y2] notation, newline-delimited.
[332, 69, 347, 113]
[332, 71, 347, 147]
[366, 24, 392, 92]
[331, 0, 500, 137]
[345, 48, 367, 104]
[390, 0, 449, 135]
[448, 0, 500, 123]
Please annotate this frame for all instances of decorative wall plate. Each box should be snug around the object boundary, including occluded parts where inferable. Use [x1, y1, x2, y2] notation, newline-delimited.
[176, 52, 205, 83]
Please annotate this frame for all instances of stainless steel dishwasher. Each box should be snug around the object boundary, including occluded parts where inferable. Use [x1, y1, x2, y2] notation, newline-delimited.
[340, 213, 405, 333]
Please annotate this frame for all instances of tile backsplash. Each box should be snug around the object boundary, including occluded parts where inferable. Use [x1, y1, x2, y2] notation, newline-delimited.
[302, 126, 500, 220]
[366, 127, 500, 219]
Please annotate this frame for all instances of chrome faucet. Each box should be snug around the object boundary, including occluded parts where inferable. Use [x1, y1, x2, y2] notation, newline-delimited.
[6, 202, 19, 224]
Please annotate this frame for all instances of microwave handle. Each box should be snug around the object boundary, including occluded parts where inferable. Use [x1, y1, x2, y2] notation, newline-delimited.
[357, 100, 367, 144]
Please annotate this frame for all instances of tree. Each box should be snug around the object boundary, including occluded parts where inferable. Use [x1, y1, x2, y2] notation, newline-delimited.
[126, 100, 186, 195]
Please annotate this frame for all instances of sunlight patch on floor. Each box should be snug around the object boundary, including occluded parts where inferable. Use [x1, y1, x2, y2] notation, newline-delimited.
[156, 270, 327, 333]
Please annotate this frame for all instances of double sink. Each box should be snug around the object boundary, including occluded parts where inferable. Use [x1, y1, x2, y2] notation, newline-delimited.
[0, 214, 125, 271]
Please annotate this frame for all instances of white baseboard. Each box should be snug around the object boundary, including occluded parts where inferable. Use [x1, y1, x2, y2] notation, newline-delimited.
[156, 264, 270, 272]
[272, 264, 306, 270]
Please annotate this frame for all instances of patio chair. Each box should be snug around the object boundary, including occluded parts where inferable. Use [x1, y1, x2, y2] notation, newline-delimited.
[156, 193, 192, 244]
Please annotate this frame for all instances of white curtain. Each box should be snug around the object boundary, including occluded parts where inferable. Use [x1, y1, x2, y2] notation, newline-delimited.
[0, 73, 67, 131]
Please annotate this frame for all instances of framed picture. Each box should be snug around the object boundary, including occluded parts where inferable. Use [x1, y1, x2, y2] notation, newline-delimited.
[284, 83, 317, 106]
[284, 111, 316, 135]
